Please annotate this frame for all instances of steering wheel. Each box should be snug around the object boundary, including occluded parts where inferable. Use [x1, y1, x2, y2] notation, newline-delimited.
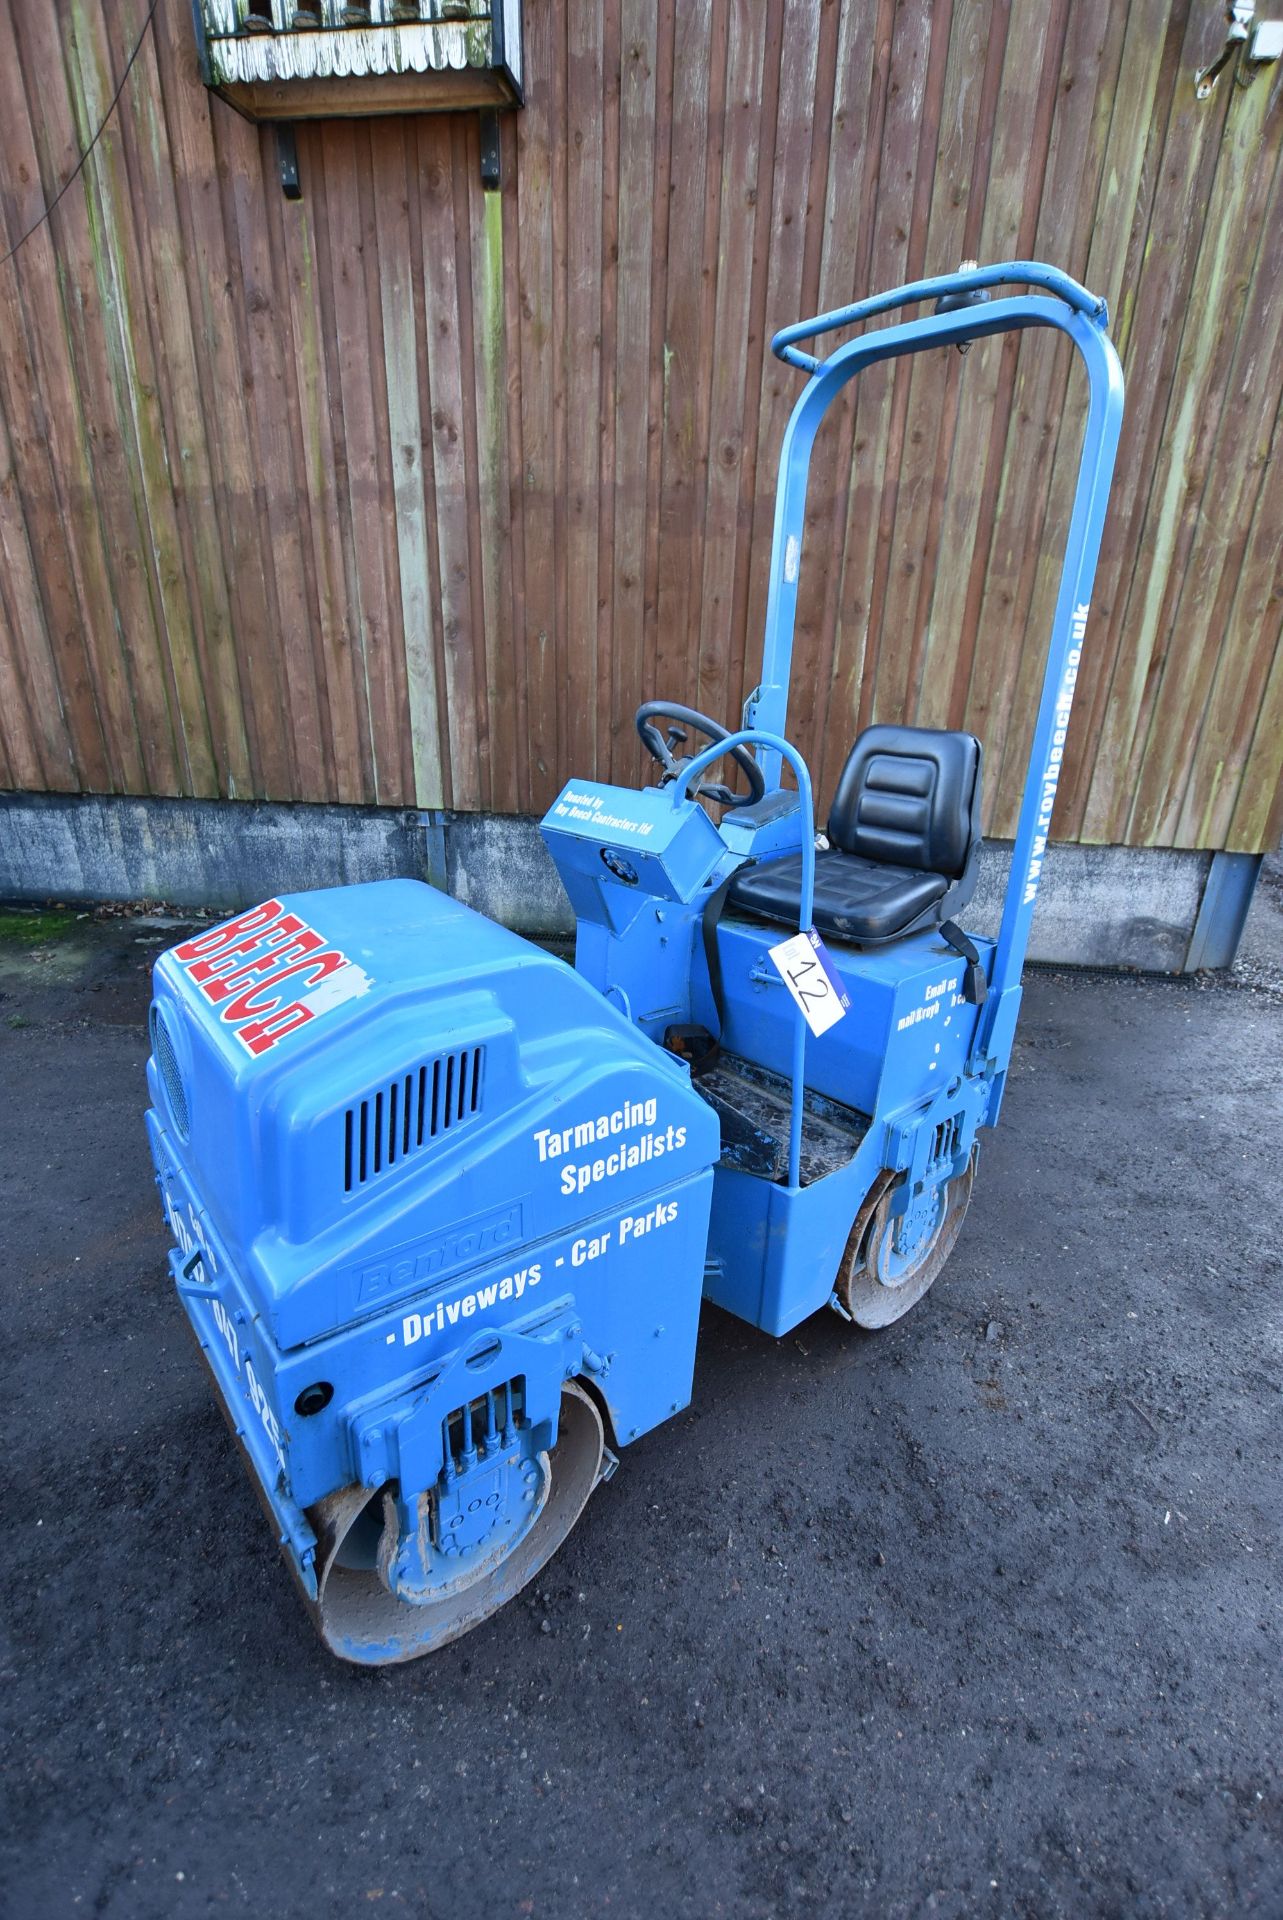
[634, 701, 766, 810]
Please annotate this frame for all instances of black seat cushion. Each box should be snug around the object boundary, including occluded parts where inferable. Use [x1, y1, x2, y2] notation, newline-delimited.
[728, 848, 948, 944]
[725, 724, 982, 947]
[828, 724, 980, 874]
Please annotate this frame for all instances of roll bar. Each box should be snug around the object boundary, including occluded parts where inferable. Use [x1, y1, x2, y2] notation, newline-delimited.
[769, 260, 1109, 371]
[747, 260, 1124, 1037]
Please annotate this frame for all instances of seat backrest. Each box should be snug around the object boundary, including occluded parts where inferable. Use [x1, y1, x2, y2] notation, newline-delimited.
[827, 724, 982, 876]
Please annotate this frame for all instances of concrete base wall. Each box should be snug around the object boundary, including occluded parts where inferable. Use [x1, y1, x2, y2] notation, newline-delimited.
[0, 790, 1239, 972]
[444, 810, 571, 938]
[448, 816, 1216, 971]
[967, 842, 1211, 973]
[0, 792, 425, 909]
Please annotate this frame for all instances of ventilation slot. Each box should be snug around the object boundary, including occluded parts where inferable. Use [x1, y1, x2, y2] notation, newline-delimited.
[344, 1045, 484, 1192]
[150, 1006, 190, 1140]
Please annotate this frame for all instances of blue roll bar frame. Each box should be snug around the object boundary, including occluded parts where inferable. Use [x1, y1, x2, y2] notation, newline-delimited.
[666, 265, 1123, 1192]
[748, 260, 1124, 1032]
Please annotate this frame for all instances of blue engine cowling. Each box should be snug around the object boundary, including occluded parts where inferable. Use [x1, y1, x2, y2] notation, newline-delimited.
[145, 879, 719, 1661]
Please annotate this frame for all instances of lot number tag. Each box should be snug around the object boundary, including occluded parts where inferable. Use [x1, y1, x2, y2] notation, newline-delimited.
[768, 928, 850, 1038]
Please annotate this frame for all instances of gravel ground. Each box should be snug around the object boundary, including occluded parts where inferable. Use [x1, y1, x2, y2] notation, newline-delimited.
[0, 885, 1280, 1920]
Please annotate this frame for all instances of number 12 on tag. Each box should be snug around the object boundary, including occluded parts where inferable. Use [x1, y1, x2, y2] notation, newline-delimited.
[767, 928, 851, 1038]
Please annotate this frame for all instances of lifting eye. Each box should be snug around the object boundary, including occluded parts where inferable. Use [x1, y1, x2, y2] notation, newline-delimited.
[295, 1381, 334, 1417]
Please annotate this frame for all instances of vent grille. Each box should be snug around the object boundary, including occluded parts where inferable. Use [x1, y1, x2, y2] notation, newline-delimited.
[150, 1006, 189, 1139]
[344, 1045, 484, 1192]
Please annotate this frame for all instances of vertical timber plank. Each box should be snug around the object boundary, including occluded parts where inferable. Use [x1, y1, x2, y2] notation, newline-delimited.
[1184, 384, 1283, 850]
[354, 123, 413, 807]
[1117, 75, 1280, 845]
[127, 0, 255, 798]
[778, 0, 842, 774]
[0, 0, 143, 794]
[1030, 0, 1173, 841]
[500, 108, 532, 807]
[980, 0, 1124, 833]
[276, 128, 369, 805]
[317, 121, 388, 803]
[830, 0, 935, 741]
[1079, 2, 1233, 842]
[565, 0, 605, 778]
[853, 0, 958, 750]
[608, 0, 659, 785]
[24, 0, 183, 796]
[923, 4, 1059, 817]
[115, 0, 248, 799]
[74, 0, 220, 798]
[696, 4, 769, 729]
[160, 10, 288, 799]
[594, 0, 622, 783]
[419, 117, 481, 810]
[811, 0, 896, 802]
[741, 0, 824, 754]
[468, 131, 518, 813]
[0, 403, 73, 788]
[1137, 125, 1283, 845]
[1226, 564, 1283, 854]
[516, 2, 559, 806]
[221, 107, 331, 802]
[374, 118, 444, 810]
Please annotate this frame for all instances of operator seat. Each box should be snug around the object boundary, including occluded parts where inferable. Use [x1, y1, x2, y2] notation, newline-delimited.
[727, 724, 984, 946]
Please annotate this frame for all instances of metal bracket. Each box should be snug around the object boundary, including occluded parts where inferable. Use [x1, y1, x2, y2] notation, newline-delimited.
[1194, 1, 1255, 97]
[413, 808, 449, 892]
[479, 109, 501, 190]
[1183, 850, 1263, 971]
[1240, 17, 1283, 80]
[747, 958, 784, 988]
[276, 123, 302, 199]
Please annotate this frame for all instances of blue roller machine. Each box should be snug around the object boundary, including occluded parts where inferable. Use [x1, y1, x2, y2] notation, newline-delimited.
[144, 262, 1123, 1662]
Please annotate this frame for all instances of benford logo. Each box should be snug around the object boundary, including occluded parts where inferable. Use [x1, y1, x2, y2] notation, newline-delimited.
[356, 1204, 524, 1306]
[171, 900, 370, 1057]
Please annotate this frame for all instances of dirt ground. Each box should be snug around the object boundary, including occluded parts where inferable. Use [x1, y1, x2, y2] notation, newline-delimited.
[1, 876, 1281, 1920]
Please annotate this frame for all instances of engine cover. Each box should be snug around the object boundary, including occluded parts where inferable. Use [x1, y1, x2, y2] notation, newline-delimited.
[145, 880, 719, 1654]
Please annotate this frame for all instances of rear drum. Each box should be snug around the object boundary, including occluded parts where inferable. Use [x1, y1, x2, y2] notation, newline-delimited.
[836, 1154, 975, 1329]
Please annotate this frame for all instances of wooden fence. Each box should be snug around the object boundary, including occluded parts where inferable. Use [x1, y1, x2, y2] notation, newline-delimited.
[0, 0, 1279, 850]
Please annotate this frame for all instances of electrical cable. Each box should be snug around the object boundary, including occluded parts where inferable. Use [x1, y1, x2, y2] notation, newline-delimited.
[0, 0, 162, 272]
